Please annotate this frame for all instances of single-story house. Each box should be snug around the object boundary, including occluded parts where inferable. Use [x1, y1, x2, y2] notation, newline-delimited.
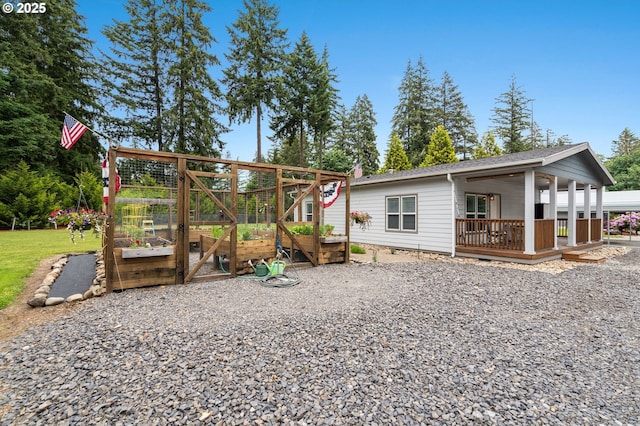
[319, 143, 615, 263]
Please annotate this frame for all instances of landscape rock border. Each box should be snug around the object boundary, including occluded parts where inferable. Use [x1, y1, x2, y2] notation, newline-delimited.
[27, 251, 107, 308]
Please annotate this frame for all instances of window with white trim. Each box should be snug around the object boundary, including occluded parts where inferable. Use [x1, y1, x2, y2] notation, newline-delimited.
[386, 195, 417, 232]
[304, 201, 313, 221]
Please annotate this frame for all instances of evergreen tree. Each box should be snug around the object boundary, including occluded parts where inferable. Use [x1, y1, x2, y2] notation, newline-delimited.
[472, 131, 503, 159]
[270, 32, 320, 167]
[309, 47, 340, 169]
[318, 148, 352, 173]
[163, 0, 227, 156]
[528, 120, 545, 149]
[0, 0, 101, 178]
[379, 133, 411, 173]
[420, 125, 458, 167]
[349, 95, 379, 175]
[391, 57, 435, 166]
[327, 104, 354, 159]
[542, 130, 572, 147]
[0, 162, 62, 228]
[223, 0, 288, 164]
[433, 71, 477, 159]
[491, 75, 532, 154]
[101, 0, 167, 151]
[611, 127, 640, 156]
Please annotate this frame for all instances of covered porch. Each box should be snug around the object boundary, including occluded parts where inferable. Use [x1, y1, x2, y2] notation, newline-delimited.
[451, 145, 614, 264]
[455, 217, 603, 263]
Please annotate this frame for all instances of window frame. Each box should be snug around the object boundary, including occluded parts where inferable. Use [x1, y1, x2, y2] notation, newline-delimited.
[385, 194, 417, 232]
[304, 201, 313, 222]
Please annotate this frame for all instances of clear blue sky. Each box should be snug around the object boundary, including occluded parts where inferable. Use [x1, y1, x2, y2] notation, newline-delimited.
[78, 0, 639, 161]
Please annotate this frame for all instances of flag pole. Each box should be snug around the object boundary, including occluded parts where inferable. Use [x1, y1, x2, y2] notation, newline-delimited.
[62, 111, 119, 149]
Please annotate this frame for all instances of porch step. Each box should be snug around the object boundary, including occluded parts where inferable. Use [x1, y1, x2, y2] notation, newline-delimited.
[562, 250, 606, 263]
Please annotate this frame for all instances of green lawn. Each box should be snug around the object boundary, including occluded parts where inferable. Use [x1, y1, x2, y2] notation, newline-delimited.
[0, 229, 102, 310]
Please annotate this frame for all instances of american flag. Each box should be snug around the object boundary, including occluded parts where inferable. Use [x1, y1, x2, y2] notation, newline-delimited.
[353, 163, 363, 179]
[60, 114, 88, 150]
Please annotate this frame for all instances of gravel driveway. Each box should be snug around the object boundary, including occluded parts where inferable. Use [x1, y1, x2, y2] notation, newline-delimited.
[1, 250, 638, 424]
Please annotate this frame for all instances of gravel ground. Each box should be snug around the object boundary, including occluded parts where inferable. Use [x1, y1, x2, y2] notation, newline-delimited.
[1, 250, 639, 425]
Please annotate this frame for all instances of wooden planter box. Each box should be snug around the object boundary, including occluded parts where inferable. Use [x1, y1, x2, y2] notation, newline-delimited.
[200, 236, 278, 274]
[280, 234, 348, 265]
[121, 246, 174, 258]
[112, 247, 176, 289]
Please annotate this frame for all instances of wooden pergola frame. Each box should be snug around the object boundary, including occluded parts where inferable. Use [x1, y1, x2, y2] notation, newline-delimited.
[105, 147, 350, 292]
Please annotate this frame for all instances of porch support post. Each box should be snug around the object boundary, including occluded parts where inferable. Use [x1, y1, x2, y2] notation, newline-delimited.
[567, 180, 577, 247]
[584, 184, 592, 243]
[549, 175, 558, 250]
[524, 169, 535, 255]
[596, 186, 604, 241]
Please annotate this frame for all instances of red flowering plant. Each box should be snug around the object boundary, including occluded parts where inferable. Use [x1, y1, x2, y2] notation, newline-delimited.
[350, 210, 372, 231]
[49, 208, 108, 244]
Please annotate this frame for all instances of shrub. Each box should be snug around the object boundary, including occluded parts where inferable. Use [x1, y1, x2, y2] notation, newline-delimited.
[350, 244, 366, 254]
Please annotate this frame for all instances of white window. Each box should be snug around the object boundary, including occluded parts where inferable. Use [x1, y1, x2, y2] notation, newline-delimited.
[304, 201, 313, 221]
[465, 193, 487, 219]
[386, 195, 417, 232]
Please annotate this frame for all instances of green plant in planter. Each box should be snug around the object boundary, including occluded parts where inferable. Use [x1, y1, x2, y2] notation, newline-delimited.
[210, 226, 224, 238]
[241, 230, 252, 241]
[289, 224, 335, 236]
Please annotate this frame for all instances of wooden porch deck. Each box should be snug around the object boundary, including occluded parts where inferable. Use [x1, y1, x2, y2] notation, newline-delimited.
[456, 239, 604, 264]
[455, 218, 604, 264]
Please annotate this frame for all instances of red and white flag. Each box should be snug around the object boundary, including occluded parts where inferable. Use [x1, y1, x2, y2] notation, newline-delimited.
[60, 114, 88, 150]
[353, 163, 363, 179]
[101, 159, 121, 205]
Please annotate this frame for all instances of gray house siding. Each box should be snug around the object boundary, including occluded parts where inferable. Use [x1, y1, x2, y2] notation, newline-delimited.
[323, 176, 454, 253]
[537, 152, 605, 185]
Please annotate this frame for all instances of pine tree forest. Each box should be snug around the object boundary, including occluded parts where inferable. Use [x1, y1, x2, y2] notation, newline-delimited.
[0, 0, 637, 228]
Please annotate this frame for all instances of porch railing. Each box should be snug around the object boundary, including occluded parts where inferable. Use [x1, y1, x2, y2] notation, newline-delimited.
[557, 218, 602, 241]
[535, 219, 555, 251]
[456, 219, 524, 251]
[457, 218, 604, 253]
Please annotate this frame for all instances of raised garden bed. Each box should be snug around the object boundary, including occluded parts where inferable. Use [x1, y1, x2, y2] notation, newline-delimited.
[111, 247, 176, 289]
[121, 246, 174, 258]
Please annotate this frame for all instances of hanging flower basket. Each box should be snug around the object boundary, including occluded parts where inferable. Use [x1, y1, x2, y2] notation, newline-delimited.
[350, 211, 372, 231]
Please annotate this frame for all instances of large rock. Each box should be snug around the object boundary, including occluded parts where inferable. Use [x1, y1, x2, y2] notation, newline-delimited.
[42, 275, 56, 286]
[45, 297, 65, 306]
[27, 294, 47, 308]
[66, 294, 84, 303]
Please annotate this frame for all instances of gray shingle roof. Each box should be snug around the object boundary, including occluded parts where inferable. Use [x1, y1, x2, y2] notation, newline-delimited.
[353, 143, 614, 186]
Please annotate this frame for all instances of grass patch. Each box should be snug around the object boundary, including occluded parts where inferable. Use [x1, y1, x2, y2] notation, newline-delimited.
[0, 230, 102, 310]
[350, 244, 366, 254]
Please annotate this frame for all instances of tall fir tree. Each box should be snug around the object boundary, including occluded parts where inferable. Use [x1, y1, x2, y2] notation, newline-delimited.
[101, 0, 167, 151]
[349, 95, 379, 175]
[270, 32, 319, 167]
[0, 0, 101, 179]
[379, 133, 412, 173]
[327, 104, 354, 159]
[391, 57, 435, 167]
[420, 125, 458, 167]
[223, 0, 288, 164]
[472, 131, 503, 159]
[163, 0, 226, 156]
[611, 127, 640, 156]
[491, 75, 532, 154]
[309, 46, 340, 169]
[433, 71, 477, 159]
